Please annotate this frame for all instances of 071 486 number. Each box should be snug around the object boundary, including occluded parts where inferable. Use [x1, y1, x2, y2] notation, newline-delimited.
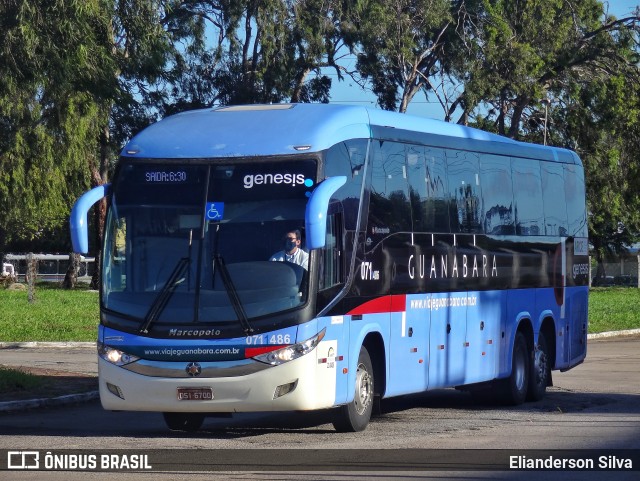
[245, 334, 292, 345]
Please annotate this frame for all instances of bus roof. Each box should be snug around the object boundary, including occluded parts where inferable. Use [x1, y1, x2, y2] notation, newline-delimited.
[121, 103, 580, 165]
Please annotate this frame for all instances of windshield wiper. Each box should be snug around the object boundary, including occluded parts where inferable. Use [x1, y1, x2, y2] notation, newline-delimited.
[214, 254, 254, 334]
[139, 257, 190, 334]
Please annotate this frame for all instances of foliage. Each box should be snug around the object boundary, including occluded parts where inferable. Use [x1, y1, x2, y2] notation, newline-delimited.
[457, 0, 639, 138]
[0, 366, 42, 393]
[588, 288, 640, 333]
[0, 0, 639, 265]
[0, 0, 112, 251]
[0, 283, 99, 342]
[560, 73, 640, 271]
[346, 0, 453, 113]
[155, 0, 349, 114]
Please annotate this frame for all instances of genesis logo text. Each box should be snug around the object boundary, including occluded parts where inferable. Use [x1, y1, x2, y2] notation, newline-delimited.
[243, 173, 313, 189]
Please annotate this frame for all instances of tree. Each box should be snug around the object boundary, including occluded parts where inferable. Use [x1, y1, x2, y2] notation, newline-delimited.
[0, 0, 113, 255]
[157, 0, 352, 112]
[459, 0, 640, 137]
[346, 0, 454, 113]
[557, 73, 640, 278]
[0, 1, 194, 287]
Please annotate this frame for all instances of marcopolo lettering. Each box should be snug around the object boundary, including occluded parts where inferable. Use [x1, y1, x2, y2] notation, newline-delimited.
[169, 328, 222, 337]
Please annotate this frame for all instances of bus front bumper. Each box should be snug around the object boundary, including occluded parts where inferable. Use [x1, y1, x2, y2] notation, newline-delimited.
[98, 341, 339, 413]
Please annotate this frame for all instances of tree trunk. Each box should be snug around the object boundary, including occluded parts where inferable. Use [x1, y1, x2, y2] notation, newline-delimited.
[26, 252, 37, 303]
[290, 67, 311, 103]
[508, 95, 529, 139]
[90, 123, 110, 290]
[62, 252, 80, 289]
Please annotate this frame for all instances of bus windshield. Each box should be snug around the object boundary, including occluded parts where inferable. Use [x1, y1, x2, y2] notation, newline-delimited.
[102, 159, 317, 328]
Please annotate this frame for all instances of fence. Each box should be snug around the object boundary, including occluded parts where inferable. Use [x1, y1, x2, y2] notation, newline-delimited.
[2, 253, 95, 283]
[590, 255, 640, 288]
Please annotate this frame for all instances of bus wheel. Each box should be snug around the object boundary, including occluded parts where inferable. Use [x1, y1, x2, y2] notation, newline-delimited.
[332, 346, 374, 432]
[163, 412, 205, 432]
[527, 332, 550, 402]
[499, 331, 529, 405]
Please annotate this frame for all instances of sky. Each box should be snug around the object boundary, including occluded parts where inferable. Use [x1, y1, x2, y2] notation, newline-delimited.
[326, 0, 640, 120]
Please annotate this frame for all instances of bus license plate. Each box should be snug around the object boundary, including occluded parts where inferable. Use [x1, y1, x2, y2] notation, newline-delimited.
[177, 387, 213, 401]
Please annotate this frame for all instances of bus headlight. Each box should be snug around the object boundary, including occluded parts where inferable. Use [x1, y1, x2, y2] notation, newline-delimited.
[98, 342, 140, 366]
[253, 329, 326, 366]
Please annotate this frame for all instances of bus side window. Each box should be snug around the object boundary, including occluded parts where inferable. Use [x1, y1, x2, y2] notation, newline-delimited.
[407, 146, 449, 233]
[480, 154, 515, 235]
[541, 162, 568, 236]
[446, 149, 482, 233]
[563, 164, 588, 237]
[512, 158, 544, 236]
[108, 216, 127, 291]
[324, 140, 367, 230]
[369, 141, 412, 233]
[319, 212, 343, 290]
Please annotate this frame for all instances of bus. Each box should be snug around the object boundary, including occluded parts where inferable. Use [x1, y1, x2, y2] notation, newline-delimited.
[70, 103, 589, 432]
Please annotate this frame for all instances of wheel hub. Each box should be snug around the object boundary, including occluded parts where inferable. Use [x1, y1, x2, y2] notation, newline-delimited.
[354, 362, 372, 415]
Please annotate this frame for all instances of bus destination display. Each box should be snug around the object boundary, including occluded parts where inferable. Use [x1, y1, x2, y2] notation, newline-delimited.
[144, 170, 188, 183]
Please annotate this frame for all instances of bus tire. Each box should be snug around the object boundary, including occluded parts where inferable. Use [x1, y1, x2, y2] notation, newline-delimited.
[332, 346, 374, 432]
[163, 412, 205, 432]
[499, 331, 529, 405]
[527, 332, 550, 402]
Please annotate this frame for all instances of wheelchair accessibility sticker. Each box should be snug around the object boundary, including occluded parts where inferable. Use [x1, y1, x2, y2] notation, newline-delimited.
[205, 202, 224, 221]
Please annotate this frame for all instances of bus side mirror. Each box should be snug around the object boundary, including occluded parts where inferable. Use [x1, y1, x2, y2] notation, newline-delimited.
[70, 184, 111, 254]
[305, 176, 346, 250]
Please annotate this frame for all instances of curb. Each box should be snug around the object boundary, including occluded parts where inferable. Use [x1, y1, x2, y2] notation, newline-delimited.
[0, 342, 98, 412]
[0, 341, 96, 349]
[0, 391, 99, 413]
[587, 328, 640, 340]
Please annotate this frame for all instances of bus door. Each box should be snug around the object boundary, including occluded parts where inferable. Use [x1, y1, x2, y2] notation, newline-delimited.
[372, 236, 429, 397]
[568, 290, 588, 365]
[563, 238, 589, 366]
[428, 292, 468, 388]
[388, 293, 429, 395]
[464, 291, 501, 384]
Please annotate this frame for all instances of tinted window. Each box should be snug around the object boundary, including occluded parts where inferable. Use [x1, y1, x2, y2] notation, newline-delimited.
[103, 160, 314, 325]
[407, 146, 450, 233]
[406, 145, 427, 231]
[325, 140, 368, 229]
[480, 154, 514, 235]
[319, 213, 343, 290]
[564, 164, 588, 237]
[541, 162, 568, 236]
[369, 141, 412, 233]
[512, 158, 544, 235]
[446, 150, 482, 233]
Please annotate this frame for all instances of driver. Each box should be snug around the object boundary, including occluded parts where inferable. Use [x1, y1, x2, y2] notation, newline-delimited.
[269, 229, 309, 270]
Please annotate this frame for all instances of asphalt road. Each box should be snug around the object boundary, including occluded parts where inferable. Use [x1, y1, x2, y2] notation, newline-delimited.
[0, 335, 639, 479]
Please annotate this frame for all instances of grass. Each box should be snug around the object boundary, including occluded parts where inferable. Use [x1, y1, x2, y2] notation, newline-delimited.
[0, 366, 43, 392]
[0, 282, 99, 342]
[588, 288, 640, 334]
[0, 284, 638, 342]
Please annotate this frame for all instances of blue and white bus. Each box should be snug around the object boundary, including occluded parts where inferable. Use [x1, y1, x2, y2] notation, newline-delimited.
[71, 104, 589, 432]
